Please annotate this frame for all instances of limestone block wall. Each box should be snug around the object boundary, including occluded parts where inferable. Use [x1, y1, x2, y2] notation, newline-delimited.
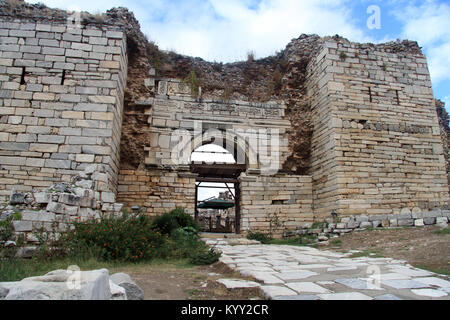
[309, 38, 449, 219]
[239, 173, 313, 237]
[307, 43, 340, 219]
[116, 169, 196, 216]
[0, 19, 128, 202]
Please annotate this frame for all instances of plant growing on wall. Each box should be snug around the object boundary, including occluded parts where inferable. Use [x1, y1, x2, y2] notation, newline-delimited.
[182, 70, 200, 98]
[266, 208, 284, 238]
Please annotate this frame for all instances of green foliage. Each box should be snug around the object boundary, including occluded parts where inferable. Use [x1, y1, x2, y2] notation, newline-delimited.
[433, 227, 450, 235]
[150, 208, 200, 235]
[247, 231, 272, 244]
[189, 247, 221, 265]
[0, 212, 22, 245]
[311, 221, 327, 229]
[330, 239, 342, 246]
[66, 211, 166, 262]
[182, 71, 200, 98]
[268, 234, 317, 246]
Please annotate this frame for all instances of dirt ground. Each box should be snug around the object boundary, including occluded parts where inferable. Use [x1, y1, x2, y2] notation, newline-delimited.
[113, 225, 449, 300]
[112, 261, 265, 300]
[320, 225, 450, 274]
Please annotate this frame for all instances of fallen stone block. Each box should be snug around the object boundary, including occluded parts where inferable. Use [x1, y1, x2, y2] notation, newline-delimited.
[9, 190, 25, 205]
[59, 193, 81, 206]
[33, 192, 51, 204]
[110, 273, 144, 300]
[355, 215, 369, 222]
[109, 280, 127, 300]
[4, 269, 111, 300]
[371, 220, 381, 228]
[397, 219, 414, 227]
[414, 219, 424, 227]
[346, 221, 360, 229]
[389, 219, 398, 227]
[359, 221, 372, 229]
[436, 217, 448, 225]
[12, 220, 32, 232]
[423, 217, 436, 225]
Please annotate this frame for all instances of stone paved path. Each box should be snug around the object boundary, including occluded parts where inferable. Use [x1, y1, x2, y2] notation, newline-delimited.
[203, 237, 450, 300]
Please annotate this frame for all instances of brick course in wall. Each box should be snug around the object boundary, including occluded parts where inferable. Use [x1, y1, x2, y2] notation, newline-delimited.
[0, 19, 128, 201]
[308, 39, 449, 220]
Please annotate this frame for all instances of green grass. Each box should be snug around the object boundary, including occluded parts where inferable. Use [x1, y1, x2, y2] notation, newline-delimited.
[266, 234, 317, 246]
[433, 228, 450, 235]
[414, 266, 450, 276]
[330, 239, 342, 246]
[348, 250, 384, 259]
[0, 256, 196, 282]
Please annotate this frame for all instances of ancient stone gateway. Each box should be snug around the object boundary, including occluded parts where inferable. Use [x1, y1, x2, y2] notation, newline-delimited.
[116, 78, 314, 235]
[0, 3, 448, 240]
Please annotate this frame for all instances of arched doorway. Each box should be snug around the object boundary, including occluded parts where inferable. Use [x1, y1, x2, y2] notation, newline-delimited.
[190, 143, 246, 233]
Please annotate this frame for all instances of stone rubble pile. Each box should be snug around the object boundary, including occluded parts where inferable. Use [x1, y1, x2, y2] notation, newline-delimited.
[287, 208, 450, 243]
[0, 268, 144, 300]
[0, 164, 124, 255]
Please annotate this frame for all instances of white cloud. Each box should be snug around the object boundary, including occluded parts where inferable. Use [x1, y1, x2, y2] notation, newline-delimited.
[394, 1, 450, 84]
[28, 0, 371, 62]
[143, 0, 371, 62]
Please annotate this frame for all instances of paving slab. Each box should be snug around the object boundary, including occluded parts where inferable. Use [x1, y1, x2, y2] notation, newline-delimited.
[260, 286, 297, 299]
[275, 271, 318, 281]
[335, 278, 384, 291]
[387, 266, 434, 277]
[240, 271, 284, 284]
[375, 294, 403, 300]
[327, 266, 358, 272]
[273, 295, 320, 300]
[286, 282, 331, 294]
[411, 289, 448, 298]
[318, 292, 373, 300]
[381, 279, 430, 289]
[209, 239, 450, 300]
[216, 279, 261, 289]
[413, 277, 450, 288]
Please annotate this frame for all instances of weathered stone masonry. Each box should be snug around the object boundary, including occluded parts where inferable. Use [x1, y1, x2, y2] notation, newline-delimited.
[308, 39, 449, 220]
[0, 3, 448, 241]
[0, 14, 127, 203]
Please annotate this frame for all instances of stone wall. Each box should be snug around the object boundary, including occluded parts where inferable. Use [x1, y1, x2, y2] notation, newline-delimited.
[0, 164, 124, 253]
[0, 18, 127, 202]
[308, 38, 450, 220]
[116, 168, 196, 216]
[138, 78, 291, 171]
[239, 173, 313, 237]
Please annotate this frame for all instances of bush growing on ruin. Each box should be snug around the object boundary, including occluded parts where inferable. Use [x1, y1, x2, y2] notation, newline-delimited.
[66, 211, 167, 262]
[150, 207, 200, 235]
[247, 231, 272, 244]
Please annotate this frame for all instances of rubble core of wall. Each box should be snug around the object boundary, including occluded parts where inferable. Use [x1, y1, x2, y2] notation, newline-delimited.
[119, 33, 325, 173]
[0, 164, 124, 252]
[290, 208, 449, 241]
[0, 2, 128, 201]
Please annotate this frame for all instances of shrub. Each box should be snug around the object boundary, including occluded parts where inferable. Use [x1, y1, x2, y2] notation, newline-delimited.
[247, 231, 272, 244]
[189, 247, 221, 265]
[150, 208, 200, 235]
[65, 211, 167, 262]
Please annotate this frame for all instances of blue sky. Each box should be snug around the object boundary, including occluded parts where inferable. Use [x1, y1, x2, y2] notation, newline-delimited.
[29, 0, 450, 112]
